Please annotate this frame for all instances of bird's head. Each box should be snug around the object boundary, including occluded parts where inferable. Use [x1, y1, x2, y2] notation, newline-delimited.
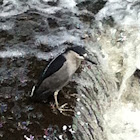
[65, 46, 97, 65]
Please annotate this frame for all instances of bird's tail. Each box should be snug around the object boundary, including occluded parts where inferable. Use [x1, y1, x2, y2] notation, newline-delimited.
[30, 86, 52, 102]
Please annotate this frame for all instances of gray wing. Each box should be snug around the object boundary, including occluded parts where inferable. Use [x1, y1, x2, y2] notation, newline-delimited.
[30, 53, 67, 100]
[35, 54, 66, 90]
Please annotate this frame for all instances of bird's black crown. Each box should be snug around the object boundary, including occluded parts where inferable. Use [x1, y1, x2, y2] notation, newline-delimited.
[65, 46, 87, 56]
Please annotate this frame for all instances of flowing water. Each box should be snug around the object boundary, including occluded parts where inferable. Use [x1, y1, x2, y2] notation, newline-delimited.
[96, 0, 140, 140]
[0, 0, 140, 140]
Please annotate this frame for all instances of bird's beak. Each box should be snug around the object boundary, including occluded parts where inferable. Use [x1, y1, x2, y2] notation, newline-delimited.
[83, 53, 97, 65]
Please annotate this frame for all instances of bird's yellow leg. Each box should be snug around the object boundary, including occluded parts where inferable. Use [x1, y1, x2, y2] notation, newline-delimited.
[54, 90, 74, 114]
[54, 90, 59, 109]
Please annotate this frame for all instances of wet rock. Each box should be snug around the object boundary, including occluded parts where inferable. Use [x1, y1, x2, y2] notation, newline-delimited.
[47, 0, 59, 6]
[76, 0, 107, 14]
[47, 17, 59, 29]
[0, 103, 7, 114]
[0, 0, 3, 5]
[40, 0, 59, 6]
[134, 69, 140, 78]
[102, 16, 115, 27]
[11, 103, 21, 119]
[78, 12, 95, 23]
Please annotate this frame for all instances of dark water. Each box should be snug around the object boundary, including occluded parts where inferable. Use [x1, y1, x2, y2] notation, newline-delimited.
[0, 0, 106, 139]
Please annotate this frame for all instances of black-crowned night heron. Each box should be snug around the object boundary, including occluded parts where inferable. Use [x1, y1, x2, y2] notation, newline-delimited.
[30, 46, 96, 113]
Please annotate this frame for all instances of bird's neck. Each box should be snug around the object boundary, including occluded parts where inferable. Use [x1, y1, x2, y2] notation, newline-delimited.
[64, 51, 82, 76]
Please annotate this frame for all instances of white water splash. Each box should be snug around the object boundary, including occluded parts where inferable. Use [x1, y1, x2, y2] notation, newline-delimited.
[96, 0, 140, 27]
[95, 0, 140, 140]
[0, 21, 14, 30]
[105, 102, 140, 140]
[0, 0, 79, 60]
[59, 0, 76, 9]
[28, 0, 61, 14]
[0, 0, 29, 17]
[0, 0, 77, 18]
[0, 50, 26, 58]
[35, 31, 81, 47]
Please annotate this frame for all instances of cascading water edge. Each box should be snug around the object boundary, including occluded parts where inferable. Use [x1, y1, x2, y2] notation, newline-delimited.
[94, 0, 140, 139]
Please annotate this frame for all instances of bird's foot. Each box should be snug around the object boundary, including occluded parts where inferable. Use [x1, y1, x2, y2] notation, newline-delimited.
[58, 103, 73, 112]
[57, 103, 74, 116]
[70, 93, 78, 98]
[63, 90, 78, 99]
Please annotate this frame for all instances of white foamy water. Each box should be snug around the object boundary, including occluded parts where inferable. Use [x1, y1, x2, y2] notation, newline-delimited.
[95, 0, 140, 140]
[0, 0, 79, 59]
[28, 0, 61, 14]
[35, 31, 82, 47]
[105, 102, 140, 140]
[59, 0, 76, 9]
[0, 50, 26, 58]
[0, 0, 29, 17]
[0, 21, 15, 30]
[96, 0, 140, 27]
[0, 49, 63, 62]
[0, 0, 77, 18]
